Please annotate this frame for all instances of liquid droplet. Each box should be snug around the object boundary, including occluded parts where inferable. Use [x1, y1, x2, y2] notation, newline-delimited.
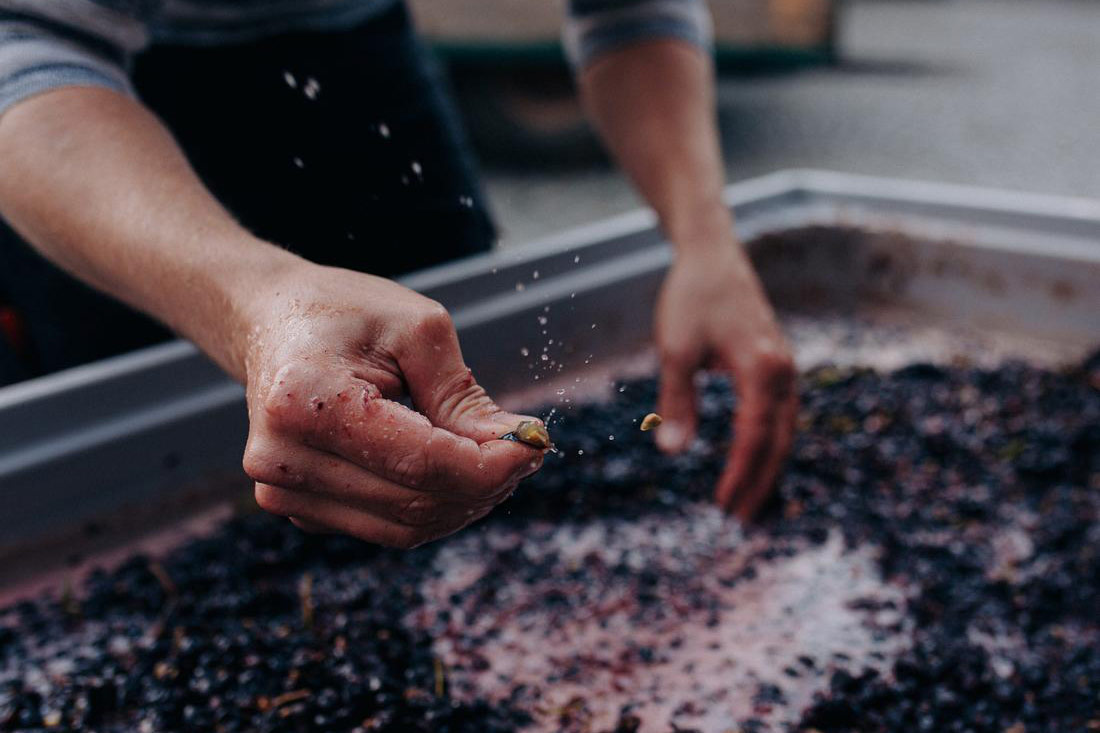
[378, 122, 391, 138]
[520, 347, 530, 357]
[283, 71, 297, 88]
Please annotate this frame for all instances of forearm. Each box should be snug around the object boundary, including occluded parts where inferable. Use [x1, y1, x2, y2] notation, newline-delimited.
[0, 87, 301, 380]
[578, 39, 731, 253]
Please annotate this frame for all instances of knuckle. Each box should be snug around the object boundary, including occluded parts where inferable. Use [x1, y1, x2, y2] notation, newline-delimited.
[241, 441, 269, 482]
[411, 302, 455, 340]
[259, 363, 315, 434]
[259, 395, 294, 434]
[384, 450, 430, 489]
[242, 439, 278, 481]
[395, 495, 442, 528]
[756, 352, 796, 387]
[435, 369, 487, 414]
[254, 484, 294, 517]
[242, 440, 306, 488]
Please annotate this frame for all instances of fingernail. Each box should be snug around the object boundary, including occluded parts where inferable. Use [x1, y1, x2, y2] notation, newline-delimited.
[492, 415, 537, 438]
[656, 421, 688, 453]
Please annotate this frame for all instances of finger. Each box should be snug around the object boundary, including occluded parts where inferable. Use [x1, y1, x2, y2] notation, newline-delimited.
[714, 356, 796, 513]
[728, 389, 798, 522]
[261, 368, 542, 496]
[392, 304, 541, 443]
[245, 440, 517, 525]
[655, 352, 698, 454]
[257, 483, 479, 549]
[715, 387, 775, 511]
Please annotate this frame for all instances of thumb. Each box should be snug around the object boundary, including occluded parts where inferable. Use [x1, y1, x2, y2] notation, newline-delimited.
[397, 307, 542, 444]
[431, 369, 543, 447]
[655, 353, 698, 454]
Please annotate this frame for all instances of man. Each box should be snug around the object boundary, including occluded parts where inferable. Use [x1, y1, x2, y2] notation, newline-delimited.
[0, 0, 796, 546]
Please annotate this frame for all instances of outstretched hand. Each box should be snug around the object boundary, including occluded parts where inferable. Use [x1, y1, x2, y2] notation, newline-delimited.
[654, 240, 797, 521]
[240, 263, 546, 548]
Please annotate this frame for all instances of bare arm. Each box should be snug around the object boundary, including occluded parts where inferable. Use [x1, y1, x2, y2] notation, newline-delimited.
[0, 87, 544, 545]
[579, 40, 728, 253]
[0, 87, 291, 379]
[578, 41, 797, 520]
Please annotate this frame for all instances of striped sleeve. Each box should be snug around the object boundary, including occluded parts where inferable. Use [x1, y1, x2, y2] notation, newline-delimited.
[563, 0, 713, 69]
[0, 1, 150, 116]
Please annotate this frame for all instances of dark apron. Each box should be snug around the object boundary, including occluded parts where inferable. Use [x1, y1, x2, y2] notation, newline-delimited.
[0, 2, 493, 384]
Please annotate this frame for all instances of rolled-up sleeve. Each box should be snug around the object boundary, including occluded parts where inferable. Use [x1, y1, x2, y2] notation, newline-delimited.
[0, 1, 149, 116]
[563, 0, 713, 70]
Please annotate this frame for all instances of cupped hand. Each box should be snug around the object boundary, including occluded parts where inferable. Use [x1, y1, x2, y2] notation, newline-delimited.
[654, 240, 797, 521]
[238, 262, 545, 548]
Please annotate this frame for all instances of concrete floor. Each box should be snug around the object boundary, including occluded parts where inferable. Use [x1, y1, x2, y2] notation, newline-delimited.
[482, 0, 1100, 246]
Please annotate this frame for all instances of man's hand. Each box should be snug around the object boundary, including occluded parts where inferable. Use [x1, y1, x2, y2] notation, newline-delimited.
[577, 39, 798, 519]
[0, 88, 542, 548]
[654, 238, 797, 521]
[240, 263, 546, 548]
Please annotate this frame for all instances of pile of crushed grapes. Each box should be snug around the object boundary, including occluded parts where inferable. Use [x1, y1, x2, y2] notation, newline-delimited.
[2, 350, 1098, 732]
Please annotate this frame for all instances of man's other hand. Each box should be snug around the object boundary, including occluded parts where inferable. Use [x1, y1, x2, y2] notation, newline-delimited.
[654, 238, 797, 521]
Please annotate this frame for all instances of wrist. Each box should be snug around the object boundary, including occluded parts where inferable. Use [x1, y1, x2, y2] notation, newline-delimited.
[222, 241, 307, 325]
[664, 197, 737, 257]
[174, 236, 306, 383]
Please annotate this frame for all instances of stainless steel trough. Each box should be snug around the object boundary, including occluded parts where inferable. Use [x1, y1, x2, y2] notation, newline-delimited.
[2, 169, 1098, 587]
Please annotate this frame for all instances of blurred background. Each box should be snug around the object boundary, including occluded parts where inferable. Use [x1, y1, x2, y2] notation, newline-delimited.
[411, 0, 1100, 246]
